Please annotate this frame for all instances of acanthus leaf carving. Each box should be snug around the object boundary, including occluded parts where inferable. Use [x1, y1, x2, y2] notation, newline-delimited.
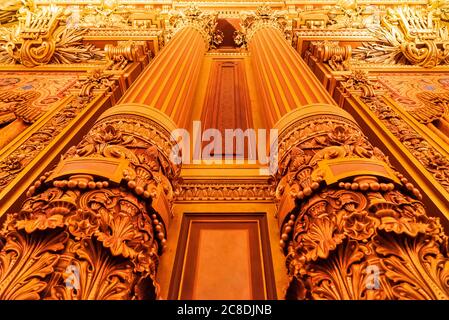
[0, 230, 68, 300]
[277, 105, 449, 300]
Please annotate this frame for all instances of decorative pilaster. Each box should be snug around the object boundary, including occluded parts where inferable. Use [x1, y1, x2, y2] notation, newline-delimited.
[246, 6, 449, 300]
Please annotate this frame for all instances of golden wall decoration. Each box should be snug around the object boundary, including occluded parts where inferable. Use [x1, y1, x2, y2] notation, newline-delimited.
[0, 5, 104, 67]
[340, 71, 449, 192]
[294, 0, 380, 30]
[0, 0, 22, 25]
[354, 6, 449, 68]
[1, 0, 449, 301]
[0, 69, 114, 193]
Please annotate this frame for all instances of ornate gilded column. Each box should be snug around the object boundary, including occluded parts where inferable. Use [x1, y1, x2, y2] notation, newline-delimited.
[0, 8, 216, 300]
[246, 7, 449, 300]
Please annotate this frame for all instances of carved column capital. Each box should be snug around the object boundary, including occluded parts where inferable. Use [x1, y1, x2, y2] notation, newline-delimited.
[237, 5, 291, 46]
[167, 5, 222, 50]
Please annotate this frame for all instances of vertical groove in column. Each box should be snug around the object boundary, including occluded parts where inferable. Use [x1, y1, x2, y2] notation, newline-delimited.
[119, 26, 207, 127]
[249, 27, 336, 127]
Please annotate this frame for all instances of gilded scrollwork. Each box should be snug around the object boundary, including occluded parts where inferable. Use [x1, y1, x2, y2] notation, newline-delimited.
[353, 6, 449, 68]
[0, 0, 22, 25]
[0, 5, 104, 67]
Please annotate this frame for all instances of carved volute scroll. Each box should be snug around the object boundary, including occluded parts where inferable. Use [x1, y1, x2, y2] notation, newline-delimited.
[275, 104, 449, 300]
[0, 103, 180, 300]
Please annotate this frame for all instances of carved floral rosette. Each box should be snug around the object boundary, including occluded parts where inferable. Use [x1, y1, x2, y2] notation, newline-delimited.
[0, 104, 180, 300]
[275, 104, 449, 300]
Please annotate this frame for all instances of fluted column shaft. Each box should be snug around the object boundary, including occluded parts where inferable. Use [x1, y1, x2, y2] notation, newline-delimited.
[249, 26, 335, 126]
[120, 26, 207, 128]
[249, 25, 449, 300]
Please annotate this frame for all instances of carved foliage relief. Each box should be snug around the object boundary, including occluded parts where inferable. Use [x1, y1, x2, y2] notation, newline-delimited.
[276, 112, 449, 300]
[0, 108, 179, 299]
